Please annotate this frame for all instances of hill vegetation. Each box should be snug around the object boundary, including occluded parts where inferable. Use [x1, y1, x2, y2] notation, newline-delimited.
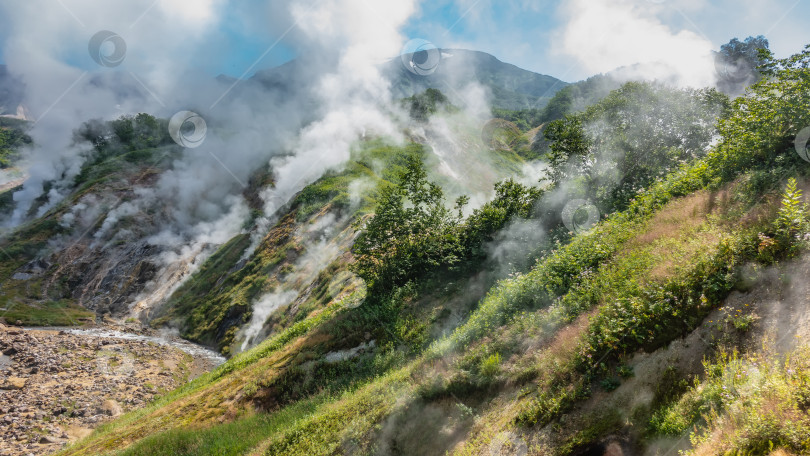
[1, 38, 809, 455]
[37, 42, 810, 456]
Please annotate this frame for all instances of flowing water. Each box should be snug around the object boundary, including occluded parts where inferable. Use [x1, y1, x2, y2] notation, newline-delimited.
[26, 327, 226, 366]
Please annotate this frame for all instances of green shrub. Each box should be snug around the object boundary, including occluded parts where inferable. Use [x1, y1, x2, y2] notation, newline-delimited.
[479, 353, 502, 378]
[775, 177, 809, 255]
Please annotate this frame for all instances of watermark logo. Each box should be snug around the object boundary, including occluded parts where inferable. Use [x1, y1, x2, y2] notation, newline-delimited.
[88, 31, 127, 68]
[795, 126, 810, 162]
[400, 39, 441, 76]
[714, 54, 752, 85]
[488, 431, 528, 456]
[168, 111, 207, 148]
[482, 119, 521, 150]
[562, 199, 600, 233]
[95, 349, 135, 378]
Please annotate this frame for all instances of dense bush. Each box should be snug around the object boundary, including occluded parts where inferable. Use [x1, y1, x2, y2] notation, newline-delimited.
[651, 347, 810, 455]
[402, 88, 455, 121]
[74, 113, 172, 157]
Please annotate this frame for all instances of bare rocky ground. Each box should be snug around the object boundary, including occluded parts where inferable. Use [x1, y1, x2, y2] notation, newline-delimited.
[0, 323, 217, 456]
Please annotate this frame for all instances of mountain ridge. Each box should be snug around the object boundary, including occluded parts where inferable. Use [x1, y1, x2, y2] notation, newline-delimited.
[241, 49, 568, 110]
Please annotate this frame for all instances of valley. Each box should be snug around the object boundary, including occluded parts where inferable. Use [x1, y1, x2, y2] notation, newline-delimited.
[0, 1, 809, 454]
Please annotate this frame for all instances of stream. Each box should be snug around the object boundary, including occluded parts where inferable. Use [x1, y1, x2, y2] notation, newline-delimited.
[24, 326, 227, 366]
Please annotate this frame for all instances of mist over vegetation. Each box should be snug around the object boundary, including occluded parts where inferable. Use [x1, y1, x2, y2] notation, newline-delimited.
[1, 0, 810, 454]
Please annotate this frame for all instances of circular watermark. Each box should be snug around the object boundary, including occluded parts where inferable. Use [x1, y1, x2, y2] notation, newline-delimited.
[562, 199, 600, 233]
[714, 54, 752, 85]
[88, 30, 127, 68]
[489, 431, 528, 456]
[95, 349, 135, 378]
[482, 119, 521, 149]
[795, 126, 810, 162]
[168, 111, 207, 148]
[400, 39, 441, 76]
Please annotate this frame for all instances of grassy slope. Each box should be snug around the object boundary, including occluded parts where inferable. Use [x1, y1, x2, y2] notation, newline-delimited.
[56, 65, 810, 454]
[58, 126, 802, 455]
[153, 141, 434, 353]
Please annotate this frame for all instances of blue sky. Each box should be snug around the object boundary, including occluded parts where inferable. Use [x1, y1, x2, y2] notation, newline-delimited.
[207, 0, 810, 82]
[2, 0, 809, 83]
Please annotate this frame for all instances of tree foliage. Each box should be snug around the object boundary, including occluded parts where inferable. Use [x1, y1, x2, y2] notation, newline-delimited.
[352, 157, 460, 291]
[714, 35, 770, 94]
[542, 81, 730, 212]
[0, 127, 14, 168]
[74, 113, 172, 156]
[352, 157, 541, 293]
[0, 121, 31, 168]
[402, 88, 454, 121]
[711, 44, 810, 181]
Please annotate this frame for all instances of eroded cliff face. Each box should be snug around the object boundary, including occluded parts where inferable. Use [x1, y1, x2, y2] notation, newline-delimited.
[2, 180, 224, 324]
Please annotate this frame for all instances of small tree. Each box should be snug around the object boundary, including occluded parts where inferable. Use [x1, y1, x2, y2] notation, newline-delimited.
[352, 157, 461, 291]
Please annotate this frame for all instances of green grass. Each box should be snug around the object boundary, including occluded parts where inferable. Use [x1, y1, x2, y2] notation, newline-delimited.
[0, 299, 94, 326]
[118, 395, 328, 456]
[154, 140, 430, 353]
[67, 137, 790, 456]
[0, 144, 180, 327]
[58, 57, 810, 455]
[151, 232, 255, 349]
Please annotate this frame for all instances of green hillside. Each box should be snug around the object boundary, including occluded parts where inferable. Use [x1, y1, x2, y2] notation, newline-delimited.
[39, 44, 810, 456]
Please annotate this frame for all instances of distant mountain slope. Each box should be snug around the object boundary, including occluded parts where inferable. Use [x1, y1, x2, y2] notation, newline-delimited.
[247, 49, 568, 111]
[385, 49, 568, 110]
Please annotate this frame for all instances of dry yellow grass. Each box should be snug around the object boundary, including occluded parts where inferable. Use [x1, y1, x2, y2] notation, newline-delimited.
[770, 449, 797, 456]
[60, 326, 331, 455]
[619, 190, 731, 282]
[625, 190, 714, 251]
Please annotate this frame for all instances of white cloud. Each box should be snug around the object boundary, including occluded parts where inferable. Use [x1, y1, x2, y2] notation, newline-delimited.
[159, 0, 222, 27]
[554, 0, 715, 87]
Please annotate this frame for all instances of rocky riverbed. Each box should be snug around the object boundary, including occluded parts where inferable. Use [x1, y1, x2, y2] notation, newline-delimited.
[0, 323, 222, 456]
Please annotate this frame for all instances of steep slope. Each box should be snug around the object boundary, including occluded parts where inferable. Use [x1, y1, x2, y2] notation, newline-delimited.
[53, 47, 810, 456]
[0, 141, 183, 326]
[0, 103, 529, 340]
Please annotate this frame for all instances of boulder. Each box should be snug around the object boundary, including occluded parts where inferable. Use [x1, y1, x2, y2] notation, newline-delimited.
[39, 434, 60, 444]
[0, 377, 26, 390]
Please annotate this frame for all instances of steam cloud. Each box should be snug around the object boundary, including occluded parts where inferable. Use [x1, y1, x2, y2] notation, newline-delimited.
[555, 0, 716, 87]
[0, 0, 421, 321]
